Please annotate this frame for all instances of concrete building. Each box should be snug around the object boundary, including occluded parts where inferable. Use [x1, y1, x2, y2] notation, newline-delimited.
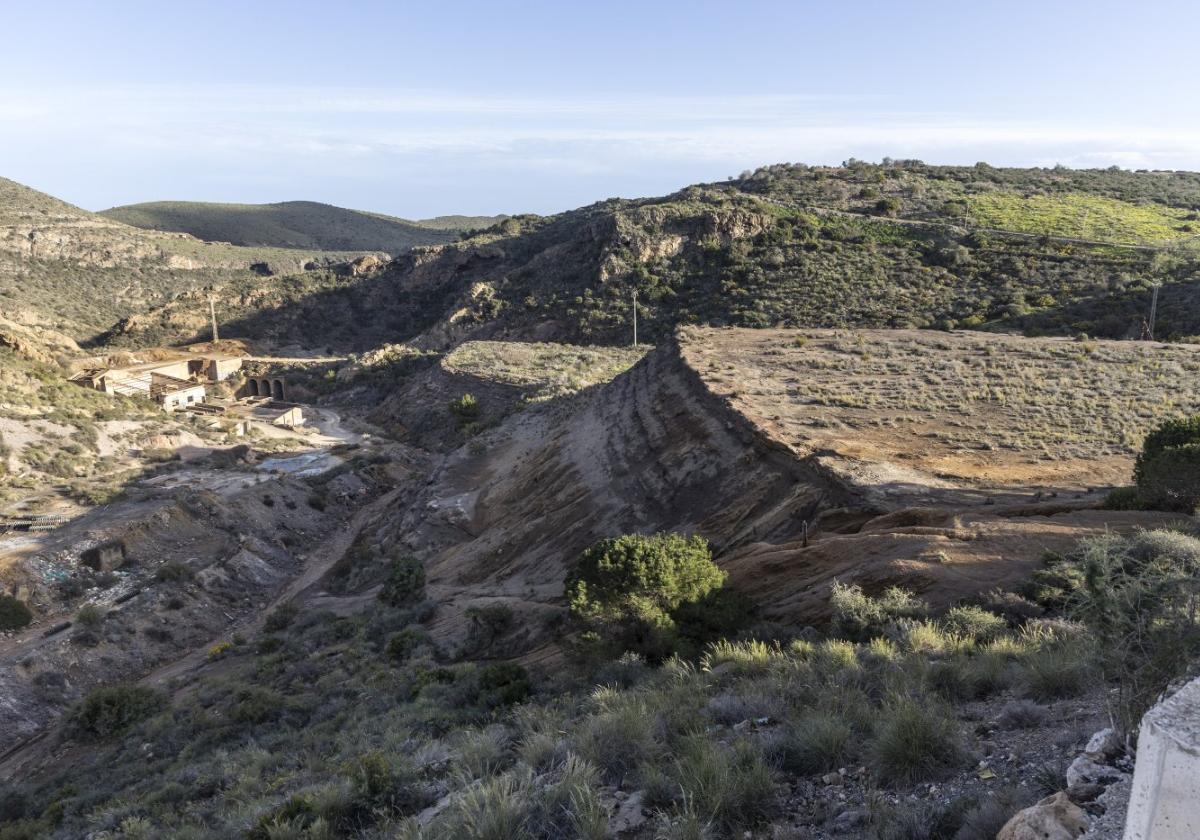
[188, 355, 243, 382]
[152, 374, 207, 412]
[70, 357, 216, 411]
[230, 400, 305, 429]
[269, 405, 304, 429]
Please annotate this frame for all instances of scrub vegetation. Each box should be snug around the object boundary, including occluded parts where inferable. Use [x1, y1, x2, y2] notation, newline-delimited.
[3, 520, 1195, 839]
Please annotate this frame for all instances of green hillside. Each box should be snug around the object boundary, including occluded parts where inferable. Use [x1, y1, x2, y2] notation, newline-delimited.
[411, 213, 510, 231]
[0, 176, 97, 224]
[103, 161, 1200, 352]
[100, 200, 500, 253]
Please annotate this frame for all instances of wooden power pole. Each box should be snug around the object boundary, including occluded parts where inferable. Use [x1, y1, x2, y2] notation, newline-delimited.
[1147, 283, 1161, 341]
[631, 289, 638, 347]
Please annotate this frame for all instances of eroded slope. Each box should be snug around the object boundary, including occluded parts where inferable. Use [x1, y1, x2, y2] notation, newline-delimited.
[364, 328, 1195, 653]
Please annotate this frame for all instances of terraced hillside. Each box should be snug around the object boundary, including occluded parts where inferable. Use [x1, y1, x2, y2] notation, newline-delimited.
[102, 162, 1200, 353]
[100, 200, 500, 253]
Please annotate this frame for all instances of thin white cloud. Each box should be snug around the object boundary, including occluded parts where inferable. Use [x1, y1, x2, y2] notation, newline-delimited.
[3, 83, 1197, 212]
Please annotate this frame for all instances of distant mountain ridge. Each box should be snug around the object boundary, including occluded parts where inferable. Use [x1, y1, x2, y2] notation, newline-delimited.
[100, 200, 506, 253]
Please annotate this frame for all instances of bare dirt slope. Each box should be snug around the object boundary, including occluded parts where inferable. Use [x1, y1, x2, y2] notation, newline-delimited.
[370, 328, 1196, 654]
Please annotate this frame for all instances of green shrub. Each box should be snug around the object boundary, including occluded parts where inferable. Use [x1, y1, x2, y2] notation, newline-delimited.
[577, 700, 656, 782]
[1137, 444, 1200, 513]
[829, 583, 928, 642]
[75, 604, 105, 628]
[477, 663, 532, 708]
[231, 687, 286, 724]
[0, 595, 32, 631]
[869, 697, 966, 784]
[1133, 416, 1200, 511]
[941, 605, 1006, 641]
[386, 628, 428, 661]
[565, 533, 725, 660]
[263, 602, 298, 633]
[465, 603, 514, 653]
[66, 685, 166, 740]
[1020, 643, 1089, 701]
[379, 554, 426, 606]
[449, 393, 481, 421]
[1103, 486, 1146, 510]
[763, 711, 853, 775]
[924, 658, 976, 702]
[443, 767, 533, 840]
[670, 588, 755, 654]
[671, 736, 776, 830]
[1027, 556, 1087, 609]
[1071, 529, 1200, 733]
[246, 795, 317, 840]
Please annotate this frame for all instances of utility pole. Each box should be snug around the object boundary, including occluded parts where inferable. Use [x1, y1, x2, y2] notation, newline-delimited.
[631, 289, 638, 347]
[1147, 283, 1160, 341]
[209, 296, 219, 343]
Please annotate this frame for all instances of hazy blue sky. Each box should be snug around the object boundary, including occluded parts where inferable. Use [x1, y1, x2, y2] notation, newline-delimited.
[2, 0, 1197, 217]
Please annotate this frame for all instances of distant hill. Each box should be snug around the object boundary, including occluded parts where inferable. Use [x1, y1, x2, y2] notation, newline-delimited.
[0, 177, 372, 338]
[102, 162, 1200, 352]
[412, 214, 510, 232]
[100, 200, 505, 253]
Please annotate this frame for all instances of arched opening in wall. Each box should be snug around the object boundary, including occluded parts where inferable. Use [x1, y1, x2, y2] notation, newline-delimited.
[272, 380, 284, 400]
[247, 379, 259, 397]
[260, 379, 271, 397]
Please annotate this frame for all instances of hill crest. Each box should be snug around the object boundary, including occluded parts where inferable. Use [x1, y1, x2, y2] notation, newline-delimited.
[100, 199, 504, 253]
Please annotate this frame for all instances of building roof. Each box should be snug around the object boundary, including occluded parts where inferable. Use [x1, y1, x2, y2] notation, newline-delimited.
[149, 372, 204, 398]
[68, 368, 108, 382]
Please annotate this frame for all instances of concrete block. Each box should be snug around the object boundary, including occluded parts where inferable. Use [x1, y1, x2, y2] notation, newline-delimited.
[1124, 677, 1200, 839]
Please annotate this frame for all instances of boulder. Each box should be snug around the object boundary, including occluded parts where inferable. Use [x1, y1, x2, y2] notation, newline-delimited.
[997, 791, 1088, 840]
[1084, 727, 1122, 761]
[608, 789, 646, 834]
[1066, 754, 1125, 789]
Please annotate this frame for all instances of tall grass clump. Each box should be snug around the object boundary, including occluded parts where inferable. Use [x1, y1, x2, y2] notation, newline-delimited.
[869, 696, 966, 784]
[829, 583, 928, 641]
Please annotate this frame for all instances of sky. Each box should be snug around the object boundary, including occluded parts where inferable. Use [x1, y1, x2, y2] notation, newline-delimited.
[2, 0, 1199, 218]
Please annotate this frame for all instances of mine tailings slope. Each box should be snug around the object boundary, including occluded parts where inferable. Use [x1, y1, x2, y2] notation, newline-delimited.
[380, 335, 865, 656]
[378, 329, 1182, 655]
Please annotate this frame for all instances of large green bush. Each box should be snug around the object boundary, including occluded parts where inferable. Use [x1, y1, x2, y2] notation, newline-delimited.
[65, 685, 167, 741]
[1132, 416, 1200, 511]
[379, 554, 426, 606]
[565, 533, 726, 659]
[1071, 529, 1200, 735]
